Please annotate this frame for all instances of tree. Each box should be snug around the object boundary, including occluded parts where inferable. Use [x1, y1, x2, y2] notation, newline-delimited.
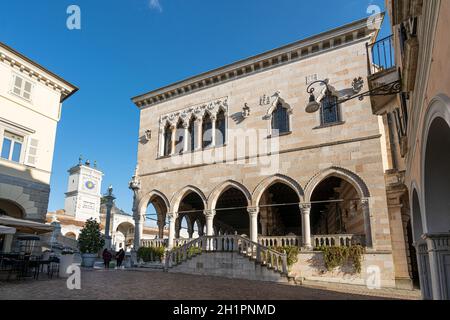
[78, 218, 105, 254]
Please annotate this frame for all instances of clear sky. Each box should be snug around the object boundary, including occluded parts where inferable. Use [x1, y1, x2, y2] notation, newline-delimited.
[0, 0, 389, 216]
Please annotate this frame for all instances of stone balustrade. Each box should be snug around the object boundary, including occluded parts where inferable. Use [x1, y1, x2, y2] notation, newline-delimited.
[311, 234, 365, 248]
[165, 235, 288, 275]
[141, 239, 167, 248]
[258, 236, 302, 247]
[141, 238, 193, 249]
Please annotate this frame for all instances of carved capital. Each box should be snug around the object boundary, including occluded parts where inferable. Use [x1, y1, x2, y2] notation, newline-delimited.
[204, 209, 216, 219]
[167, 212, 178, 222]
[181, 121, 190, 129]
[247, 207, 259, 217]
[360, 198, 370, 209]
[299, 203, 311, 213]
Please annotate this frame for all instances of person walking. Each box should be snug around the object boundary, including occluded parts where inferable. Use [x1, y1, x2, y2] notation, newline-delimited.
[102, 248, 112, 269]
[116, 248, 125, 268]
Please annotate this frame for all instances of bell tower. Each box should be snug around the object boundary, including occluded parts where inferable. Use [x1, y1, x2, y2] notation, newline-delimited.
[64, 157, 103, 221]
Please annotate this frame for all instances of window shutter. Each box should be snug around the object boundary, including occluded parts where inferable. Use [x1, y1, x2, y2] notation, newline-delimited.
[23, 81, 32, 100]
[25, 138, 38, 167]
[13, 76, 23, 95]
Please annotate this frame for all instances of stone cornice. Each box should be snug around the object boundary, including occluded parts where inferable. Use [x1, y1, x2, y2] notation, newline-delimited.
[0, 42, 78, 102]
[132, 16, 383, 109]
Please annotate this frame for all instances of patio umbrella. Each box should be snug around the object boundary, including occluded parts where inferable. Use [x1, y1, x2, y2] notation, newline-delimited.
[0, 225, 16, 234]
[0, 215, 53, 234]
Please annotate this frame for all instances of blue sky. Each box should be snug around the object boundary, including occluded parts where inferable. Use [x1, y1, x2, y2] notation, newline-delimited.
[0, 0, 389, 216]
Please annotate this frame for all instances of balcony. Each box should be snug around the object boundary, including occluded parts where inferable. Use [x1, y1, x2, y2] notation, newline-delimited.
[366, 35, 401, 115]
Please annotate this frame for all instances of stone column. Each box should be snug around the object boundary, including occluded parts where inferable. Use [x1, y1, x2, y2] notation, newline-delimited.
[104, 186, 115, 250]
[300, 204, 312, 250]
[204, 210, 216, 251]
[157, 213, 166, 239]
[361, 198, 373, 248]
[133, 214, 143, 251]
[170, 125, 176, 155]
[424, 233, 450, 300]
[210, 114, 217, 148]
[195, 118, 203, 150]
[205, 210, 216, 236]
[183, 122, 189, 153]
[167, 212, 178, 249]
[158, 125, 165, 157]
[247, 207, 259, 243]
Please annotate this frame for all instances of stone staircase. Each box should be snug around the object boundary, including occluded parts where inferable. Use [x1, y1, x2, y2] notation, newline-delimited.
[164, 235, 295, 284]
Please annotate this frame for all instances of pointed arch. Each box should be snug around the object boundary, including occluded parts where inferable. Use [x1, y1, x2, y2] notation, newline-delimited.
[138, 189, 170, 214]
[171, 185, 207, 213]
[252, 174, 304, 206]
[208, 180, 251, 210]
[304, 166, 370, 202]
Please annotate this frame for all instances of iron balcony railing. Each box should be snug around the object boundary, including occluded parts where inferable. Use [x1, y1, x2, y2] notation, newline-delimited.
[367, 35, 395, 76]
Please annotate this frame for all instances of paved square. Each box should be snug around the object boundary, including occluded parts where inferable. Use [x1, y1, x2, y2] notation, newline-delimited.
[0, 269, 419, 300]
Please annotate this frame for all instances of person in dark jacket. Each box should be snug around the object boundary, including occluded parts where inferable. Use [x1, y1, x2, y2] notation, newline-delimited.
[116, 248, 125, 268]
[102, 248, 112, 269]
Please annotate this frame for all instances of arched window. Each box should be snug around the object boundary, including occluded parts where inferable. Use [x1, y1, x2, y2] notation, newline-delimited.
[188, 117, 195, 152]
[175, 120, 184, 154]
[320, 94, 340, 125]
[163, 123, 172, 156]
[202, 113, 213, 149]
[271, 102, 290, 135]
[215, 109, 226, 146]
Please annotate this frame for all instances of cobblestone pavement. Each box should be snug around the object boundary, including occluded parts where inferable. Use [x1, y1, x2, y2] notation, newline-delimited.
[0, 269, 418, 300]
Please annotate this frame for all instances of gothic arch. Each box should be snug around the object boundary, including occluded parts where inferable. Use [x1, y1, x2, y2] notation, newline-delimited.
[138, 189, 170, 215]
[420, 94, 450, 234]
[252, 174, 304, 206]
[176, 214, 193, 238]
[171, 185, 207, 213]
[208, 180, 251, 210]
[304, 166, 370, 202]
[410, 182, 424, 242]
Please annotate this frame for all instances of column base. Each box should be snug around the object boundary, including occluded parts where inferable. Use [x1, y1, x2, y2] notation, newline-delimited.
[395, 277, 414, 290]
[301, 246, 314, 252]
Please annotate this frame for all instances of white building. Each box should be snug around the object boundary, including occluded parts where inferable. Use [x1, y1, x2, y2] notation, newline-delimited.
[0, 41, 77, 252]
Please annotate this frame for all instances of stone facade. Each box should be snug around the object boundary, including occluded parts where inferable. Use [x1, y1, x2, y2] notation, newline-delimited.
[0, 41, 77, 227]
[130, 17, 413, 288]
[381, 0, 450, 299]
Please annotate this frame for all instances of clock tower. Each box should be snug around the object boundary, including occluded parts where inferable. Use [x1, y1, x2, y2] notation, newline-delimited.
[64, 159, 103, 222]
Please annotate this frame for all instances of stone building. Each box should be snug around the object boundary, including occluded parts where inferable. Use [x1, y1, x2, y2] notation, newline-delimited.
[130, 16, 418, 288]
[0, 41, 77, 252]
[370, 0, 450, 299]
[47, 160, 161, 252]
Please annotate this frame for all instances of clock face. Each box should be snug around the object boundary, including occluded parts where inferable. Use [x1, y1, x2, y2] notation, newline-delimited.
[85, 180, 96, 190]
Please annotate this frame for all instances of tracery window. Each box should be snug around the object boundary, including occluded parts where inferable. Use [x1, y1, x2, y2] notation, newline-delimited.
[202, 113, 213, 149]
[215, 109, 226, 146]
[163, 123, 172, 156]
